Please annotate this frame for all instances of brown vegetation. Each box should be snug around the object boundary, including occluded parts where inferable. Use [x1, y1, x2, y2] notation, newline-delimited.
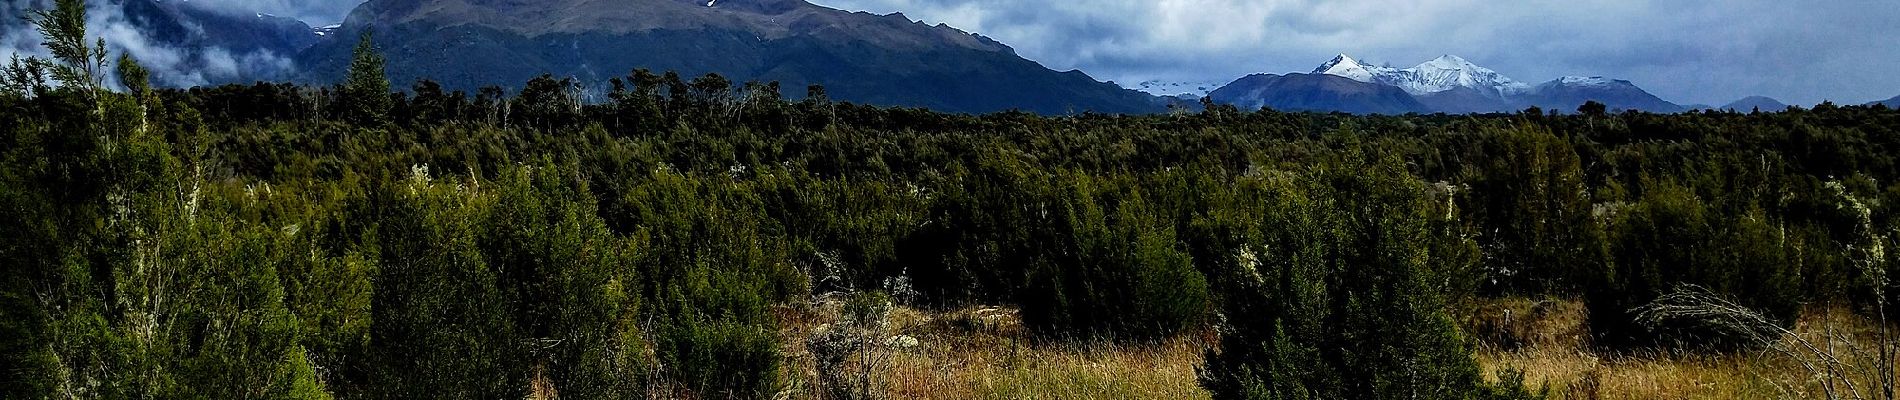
[777, 300, 1211, 399]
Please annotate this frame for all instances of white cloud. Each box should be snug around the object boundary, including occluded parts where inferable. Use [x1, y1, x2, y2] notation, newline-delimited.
[2, 0, 303, 89]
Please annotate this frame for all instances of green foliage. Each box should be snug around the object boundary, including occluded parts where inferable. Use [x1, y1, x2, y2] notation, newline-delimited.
[1196, 152, 1530, 400]
[619, 170, 799, 395]
[340, 32, 392, 127]
[1019, 173, 1210, 342]
[1458, 126, 1603, 293]
[31, 0, 107, 100]
[365, 172, 524, 398]
[1588, 178, 1802, 350]
[482, 165, 647, 397]
[5, 7, 1900, 397]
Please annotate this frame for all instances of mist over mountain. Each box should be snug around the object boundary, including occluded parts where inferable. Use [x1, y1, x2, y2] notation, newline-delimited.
[1, 0, 313, 87]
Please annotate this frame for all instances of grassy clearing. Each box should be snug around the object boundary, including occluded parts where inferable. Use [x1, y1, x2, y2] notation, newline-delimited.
[763, 296, 1894, 400]
[778, 302, 1210, 400]
[1472, 299, 1898, 399]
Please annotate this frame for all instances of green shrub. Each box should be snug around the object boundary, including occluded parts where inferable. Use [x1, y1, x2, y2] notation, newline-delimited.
[621, 170, 799, 396]
[1198, 152, 1530, 400]
[657, 317, 782, 397]
[1019, 174, 1209, 342]
[365, 173, 526, 398]
[1587, 179, 1802, 350]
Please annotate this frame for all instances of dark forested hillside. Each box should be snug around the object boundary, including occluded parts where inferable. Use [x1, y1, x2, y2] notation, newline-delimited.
[292, 0, 1161, 114]
[4, 3, 1899, 398]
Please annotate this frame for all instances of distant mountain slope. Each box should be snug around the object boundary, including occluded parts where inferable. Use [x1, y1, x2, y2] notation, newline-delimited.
[1513, 77, 1682, 113]
[1870, 95, 1900, 108]
[1719, 96, 1789, 112]
[1207, 73, 1425, 114]
[294, 0, 1160, 114]
[1416, 86, 1514, 114]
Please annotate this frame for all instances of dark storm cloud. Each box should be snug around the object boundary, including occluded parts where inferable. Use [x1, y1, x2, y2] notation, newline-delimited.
[810, 0, 1900, 106]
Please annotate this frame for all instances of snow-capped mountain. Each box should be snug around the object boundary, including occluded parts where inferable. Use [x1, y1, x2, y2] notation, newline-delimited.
[1203, 53, 1685, 115]
[1128, 80, 1226, 99]
[1312, 54, 1391, 84]
[1312, 54, 1527, 98]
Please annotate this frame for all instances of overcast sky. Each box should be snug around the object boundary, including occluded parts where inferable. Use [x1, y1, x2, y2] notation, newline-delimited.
[17, 0, 1900, 106]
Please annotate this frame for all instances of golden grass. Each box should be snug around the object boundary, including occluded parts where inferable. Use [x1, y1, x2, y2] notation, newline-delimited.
[764, 295, 1893, 400]
[1473, 299, 1898, 400]
[777, 303, 1210, 400]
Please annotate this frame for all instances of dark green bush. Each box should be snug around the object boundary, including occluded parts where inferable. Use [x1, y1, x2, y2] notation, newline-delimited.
[657, 317, 782, 397]
[366, 175, 526, 398]
[1019, 174, 1210, 342]
[1198, 152, 1528, 400]
[1587, 178, 1802, 350]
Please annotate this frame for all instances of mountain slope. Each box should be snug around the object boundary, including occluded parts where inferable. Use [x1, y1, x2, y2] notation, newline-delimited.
[1515, 77, 1682, 113]
[294, 0, 1160, 114]
[1720, 96, 1789, 112]
[1417, 86, 1515, 114]
[1206, 73, 1426, 114]
[1870, 95, 1900, 108]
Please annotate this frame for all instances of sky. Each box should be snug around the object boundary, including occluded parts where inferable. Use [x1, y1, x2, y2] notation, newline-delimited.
[8, 0, 1898, 106]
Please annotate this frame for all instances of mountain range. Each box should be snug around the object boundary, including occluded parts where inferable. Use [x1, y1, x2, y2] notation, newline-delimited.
[15, 0, 1881, 116]
[1209, 54, 1685, 114]
[28, 0, 1157, 114]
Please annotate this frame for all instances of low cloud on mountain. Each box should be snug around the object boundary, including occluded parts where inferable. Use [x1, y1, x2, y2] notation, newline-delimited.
[2, 0, 303, 88]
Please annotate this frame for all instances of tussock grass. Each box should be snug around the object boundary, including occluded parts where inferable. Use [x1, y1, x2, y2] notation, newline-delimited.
[765, 295, 1892, 400]
[1473, 298, 1898, 400]
[779, 303, 1210, 399]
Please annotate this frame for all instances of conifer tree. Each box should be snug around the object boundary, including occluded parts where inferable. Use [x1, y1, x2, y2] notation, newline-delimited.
[340, 32, 392, 127]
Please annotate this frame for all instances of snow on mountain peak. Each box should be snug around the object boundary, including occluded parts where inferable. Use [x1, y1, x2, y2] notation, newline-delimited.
[1128, 79, 1224, 98]
[1312, 54, 1389, 83]
[1555, 76, 1618, 87]
[1314, 54, 1361, 71]
[1312, 54, 1524, 97]
[1419, 55, 1474, 70]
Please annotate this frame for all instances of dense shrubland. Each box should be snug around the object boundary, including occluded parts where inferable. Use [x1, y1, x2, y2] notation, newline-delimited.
[4, 2, 1899, 398]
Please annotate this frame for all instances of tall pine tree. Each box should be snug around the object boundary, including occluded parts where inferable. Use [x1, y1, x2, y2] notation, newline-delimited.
[340, 32, 391, 127]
